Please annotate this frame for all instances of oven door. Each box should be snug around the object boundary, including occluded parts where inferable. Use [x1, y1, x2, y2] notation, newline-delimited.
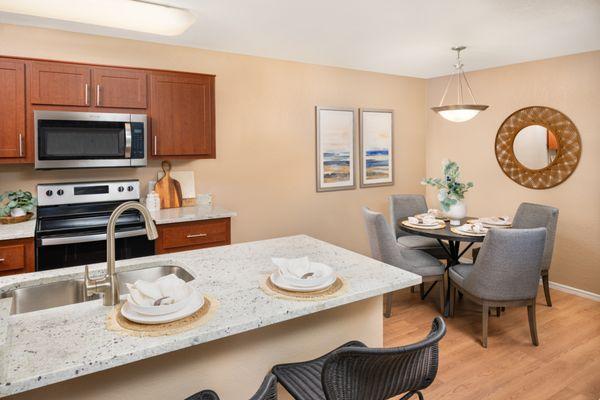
[34, 111, 142, 169]
[36, 228, 155, 271]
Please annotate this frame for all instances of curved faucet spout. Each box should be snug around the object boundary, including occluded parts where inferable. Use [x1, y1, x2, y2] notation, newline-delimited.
[85, 201, 159, 306]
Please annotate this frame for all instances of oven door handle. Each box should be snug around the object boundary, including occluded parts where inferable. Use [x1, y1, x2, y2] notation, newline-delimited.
[124, 122, 132, 159]
[40, 228, 147, 246]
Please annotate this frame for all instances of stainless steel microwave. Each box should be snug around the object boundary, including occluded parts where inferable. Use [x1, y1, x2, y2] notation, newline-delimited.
[34, 111, 147, 169]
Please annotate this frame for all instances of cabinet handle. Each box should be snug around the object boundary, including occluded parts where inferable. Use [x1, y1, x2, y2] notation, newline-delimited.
[85, 83, 90, 105]
[153, 136, 158, 155]
[18, 134, 23, 157]
[96, 84, 101, 106]
[0, 258, 5, 263]
[187, 233, 208, 239]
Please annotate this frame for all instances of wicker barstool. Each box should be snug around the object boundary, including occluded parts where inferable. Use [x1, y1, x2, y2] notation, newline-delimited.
[272, 317, 446, 400]
[185, 373, 277, 400]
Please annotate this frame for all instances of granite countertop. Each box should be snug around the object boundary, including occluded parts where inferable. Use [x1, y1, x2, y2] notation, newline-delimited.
[0, 235, 420, 397]
[0, 219, 36, 241]
[0, 205, 236, 241]
[150, 204, 237, 225]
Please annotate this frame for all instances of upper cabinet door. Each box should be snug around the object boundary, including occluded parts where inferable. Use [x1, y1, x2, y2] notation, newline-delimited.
[92, 68, 147, 109]
[30, 62, 91, 106]
[150, 73, 215, 157]
[0, 60, 25, 159]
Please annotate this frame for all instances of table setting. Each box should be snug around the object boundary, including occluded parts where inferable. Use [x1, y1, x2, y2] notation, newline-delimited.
[107, 273, 215, 336]
[262, 256, 345, 300]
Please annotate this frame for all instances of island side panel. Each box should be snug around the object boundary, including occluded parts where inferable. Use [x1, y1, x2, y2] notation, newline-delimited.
[9, 296, 383, 400]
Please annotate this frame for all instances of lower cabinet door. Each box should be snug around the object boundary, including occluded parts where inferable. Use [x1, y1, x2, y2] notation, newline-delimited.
[0, 238, 35, 276]
[155, 218, 230, 254]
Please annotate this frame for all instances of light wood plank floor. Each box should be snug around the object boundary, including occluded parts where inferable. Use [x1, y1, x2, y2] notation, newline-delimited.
[384, 287, 600, 400]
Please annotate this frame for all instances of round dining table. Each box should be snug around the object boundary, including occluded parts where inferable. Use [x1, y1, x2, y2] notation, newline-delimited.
[398, 217, 485, 317]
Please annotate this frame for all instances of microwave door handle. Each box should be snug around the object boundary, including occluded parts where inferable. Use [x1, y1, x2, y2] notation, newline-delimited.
[124, 122, 132, 158]
[40, 228, 147, 246]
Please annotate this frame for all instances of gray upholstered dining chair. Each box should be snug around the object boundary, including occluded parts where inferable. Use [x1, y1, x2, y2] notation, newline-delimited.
[363, 207, 445, 316]
[389, 195, 448, 261]
[449, 228, 547, 348]
[185, 373, 277, 400]
[272, 317, 446, 400]
[513, 203, 559, 306]
[472, 202, 558, 307]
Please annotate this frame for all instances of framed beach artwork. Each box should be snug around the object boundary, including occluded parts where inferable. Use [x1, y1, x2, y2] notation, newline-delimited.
[359, 109, 394, 187]
[315, 107, 356, 192]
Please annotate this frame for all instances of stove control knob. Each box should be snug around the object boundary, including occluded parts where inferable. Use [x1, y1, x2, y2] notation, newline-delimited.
[118, 186, 125, 192]
[127, 185, 134, 192]
[57, 189, 64, 196]
[45, 190, 53, 197]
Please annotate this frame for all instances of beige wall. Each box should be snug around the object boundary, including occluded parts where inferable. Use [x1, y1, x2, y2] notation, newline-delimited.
[1, 24, 598, 294]
[0, 24, 427, 255]
[426, 51, 600, 294]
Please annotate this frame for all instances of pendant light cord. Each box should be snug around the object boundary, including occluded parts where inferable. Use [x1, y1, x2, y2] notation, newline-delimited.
[437, 47, 478, 106]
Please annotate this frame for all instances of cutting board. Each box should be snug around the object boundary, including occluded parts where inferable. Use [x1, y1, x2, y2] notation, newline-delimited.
[154, 161, 182, 209]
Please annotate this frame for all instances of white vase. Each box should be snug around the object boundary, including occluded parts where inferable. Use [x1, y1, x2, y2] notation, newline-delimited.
[10, 208, 26, 217]
[445, 201, 467, 226]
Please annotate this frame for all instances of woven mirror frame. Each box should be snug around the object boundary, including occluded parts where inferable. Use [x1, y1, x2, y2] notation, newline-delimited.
[495, 106, 582, 189]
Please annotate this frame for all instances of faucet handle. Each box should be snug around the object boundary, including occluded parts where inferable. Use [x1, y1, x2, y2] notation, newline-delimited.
[84, 265, 99, 298]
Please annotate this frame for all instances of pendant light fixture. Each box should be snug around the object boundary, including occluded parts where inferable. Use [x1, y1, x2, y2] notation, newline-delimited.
[431, 46, 488, 122]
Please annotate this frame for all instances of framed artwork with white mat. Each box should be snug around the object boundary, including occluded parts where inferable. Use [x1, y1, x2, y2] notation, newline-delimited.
[359, 109, 394, 187]
[315, 106, 356, 192]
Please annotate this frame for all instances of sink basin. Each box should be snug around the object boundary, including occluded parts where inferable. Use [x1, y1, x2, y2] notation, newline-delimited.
[0, 264, 194, 315]
[116, 265, 194, 294]
[1, 280, 94, 315]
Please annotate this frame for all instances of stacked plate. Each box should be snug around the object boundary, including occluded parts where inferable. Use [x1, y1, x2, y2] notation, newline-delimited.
[120, 274, 204, 324]
[406, 216, 444, 227]
[270, 257, 336, 292]
[479, 216, 512, 227]
[455, 223, 489, 236]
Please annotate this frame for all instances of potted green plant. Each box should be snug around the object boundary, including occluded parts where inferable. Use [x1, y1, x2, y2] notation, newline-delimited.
[422, 159, 473, 225]
[0, 190, 37, 222]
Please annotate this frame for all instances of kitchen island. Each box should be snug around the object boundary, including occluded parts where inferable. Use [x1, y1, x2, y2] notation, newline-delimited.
[0, 235, 420, 399]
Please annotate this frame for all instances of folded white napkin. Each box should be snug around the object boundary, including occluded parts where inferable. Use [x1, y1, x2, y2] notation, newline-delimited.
[126, 274, 189, 306]
[271, 257, 333, 282]
[461, 223, 486, 233]
[481, 216, 511, 225]
[409, 215, 436, 225]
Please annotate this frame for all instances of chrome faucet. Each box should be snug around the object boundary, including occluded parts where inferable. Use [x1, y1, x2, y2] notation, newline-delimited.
[85, 202, 159, 306]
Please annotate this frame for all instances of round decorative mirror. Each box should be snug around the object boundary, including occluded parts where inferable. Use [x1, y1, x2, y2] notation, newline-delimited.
[495, 106, 581, 189]
[512, 125, 558, 170]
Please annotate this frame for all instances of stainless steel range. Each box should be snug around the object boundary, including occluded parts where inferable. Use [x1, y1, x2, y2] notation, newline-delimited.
[35, 180, 156, 271]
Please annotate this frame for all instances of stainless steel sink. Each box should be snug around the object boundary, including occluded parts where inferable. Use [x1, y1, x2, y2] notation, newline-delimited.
[116, 265, 194, 294]
[0, 265, 194, 315]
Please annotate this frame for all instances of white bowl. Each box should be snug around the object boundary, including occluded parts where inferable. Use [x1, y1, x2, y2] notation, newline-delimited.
[125, 285, 193, 316]
[121, 290, 204, 324]
[277, 262, 334, 288]
[270, 272, 337, 292]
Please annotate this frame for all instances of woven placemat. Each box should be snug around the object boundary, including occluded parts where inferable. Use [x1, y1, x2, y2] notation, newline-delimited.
[401, 220, 446, 230]
[260, 276, 346, 301]
[450, 227, 487, 237]
[106, 295, 217, 337]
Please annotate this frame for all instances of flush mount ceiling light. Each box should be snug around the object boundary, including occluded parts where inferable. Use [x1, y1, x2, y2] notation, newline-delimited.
[0, 0, 196, 36]
[431, 46, 489, 123]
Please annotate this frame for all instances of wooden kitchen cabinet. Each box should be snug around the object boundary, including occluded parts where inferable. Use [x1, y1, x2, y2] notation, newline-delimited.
[150, 72, 215, 158]
[155, 218, 230, 254]
[29, 61, 92, 106]
[92, 67, 147, 109]
[0, 238, 35, 277]
[0, 59, 25, 160]
[0, 55, 217, 164]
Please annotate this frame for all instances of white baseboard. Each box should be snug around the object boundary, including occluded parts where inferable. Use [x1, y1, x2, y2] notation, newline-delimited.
[543, 280, 600, 302]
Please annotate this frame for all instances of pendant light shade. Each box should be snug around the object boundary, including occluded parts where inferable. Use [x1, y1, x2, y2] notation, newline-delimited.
[431, 46, 488, 122]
